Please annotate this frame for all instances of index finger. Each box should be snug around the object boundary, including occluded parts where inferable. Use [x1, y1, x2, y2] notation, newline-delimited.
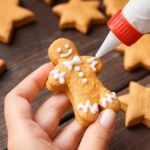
[12, 62, 54, 101]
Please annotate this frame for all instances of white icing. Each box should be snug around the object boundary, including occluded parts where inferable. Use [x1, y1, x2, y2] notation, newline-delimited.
[90, 61, 98, 72]
[77, 100, 99, 114]
[78, 72, 84, 77]
[63, 55, 82, 70]
[50, 69, 66, 84]
[87, 57, 98, 72]
[64, 44, 70, 49]
[101, 92, 117, 108]
[74, 66, 80, 72]
[87, 57, 95, 63]
[82, 78, 88, 83]
[57, 47, 62, 53]
[60, 49, 73, 58]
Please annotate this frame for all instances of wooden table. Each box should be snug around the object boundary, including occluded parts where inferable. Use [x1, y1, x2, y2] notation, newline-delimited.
[0, 0, 149, 149]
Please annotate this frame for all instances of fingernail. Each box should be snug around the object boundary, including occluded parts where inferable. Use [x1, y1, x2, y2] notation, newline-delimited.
[99, 109, 116, 129]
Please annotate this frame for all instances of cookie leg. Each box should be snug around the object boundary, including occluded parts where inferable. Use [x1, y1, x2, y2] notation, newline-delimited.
[99, 88, 120, 112]
[73, 99, 100, 126]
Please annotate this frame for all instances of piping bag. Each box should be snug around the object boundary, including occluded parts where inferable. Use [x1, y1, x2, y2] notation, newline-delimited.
[96, 0, 150, 58]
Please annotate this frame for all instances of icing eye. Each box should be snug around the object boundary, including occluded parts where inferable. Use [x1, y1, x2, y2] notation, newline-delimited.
[64, 44, 70, 49]
[57, 47, 62, 53]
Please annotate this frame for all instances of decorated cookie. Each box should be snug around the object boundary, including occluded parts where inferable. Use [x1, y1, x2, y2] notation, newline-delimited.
[46, 38, 120, 126]
[52, 0, 106, 33]
[0, 59, 6, 74]
[119, 82, 150, 128]
[116, 34, 150, 71]
[103, 0, 128, 16]
[43, 0, 53, 5]
[0, 0, 36, 43]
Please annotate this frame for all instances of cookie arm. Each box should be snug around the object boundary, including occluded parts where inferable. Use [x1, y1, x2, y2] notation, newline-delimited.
[46, 68, 67, 92]
[82, 56, 103, 74]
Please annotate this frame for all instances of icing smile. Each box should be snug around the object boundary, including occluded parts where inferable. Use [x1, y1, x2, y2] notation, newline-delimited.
[60, 49, 73, 58]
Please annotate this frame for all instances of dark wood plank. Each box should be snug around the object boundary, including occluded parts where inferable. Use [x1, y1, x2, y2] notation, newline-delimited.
[0, 0, 149, 149]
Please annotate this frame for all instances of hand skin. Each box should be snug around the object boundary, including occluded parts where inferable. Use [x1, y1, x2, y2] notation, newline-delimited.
[4, 63, 116, 150]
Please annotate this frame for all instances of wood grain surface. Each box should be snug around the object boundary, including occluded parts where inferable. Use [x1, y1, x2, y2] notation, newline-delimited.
[0, 0, 149, 149]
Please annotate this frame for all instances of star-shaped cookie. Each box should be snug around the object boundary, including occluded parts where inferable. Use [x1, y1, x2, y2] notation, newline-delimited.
[52, 0, 106, 33]
[0, 59, 6, 74]
[43, 0, 53, 5]
[116, 34, 150, 71]
[0, 0, 36, 43]
[103, 0, 128, 16]
[119, 82, 150, 128]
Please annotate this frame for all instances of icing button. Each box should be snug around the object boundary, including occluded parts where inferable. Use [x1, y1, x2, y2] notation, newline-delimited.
[78, 72, 84, 77]
[74, 66, 80, 72]
[82, 78, 88, 83]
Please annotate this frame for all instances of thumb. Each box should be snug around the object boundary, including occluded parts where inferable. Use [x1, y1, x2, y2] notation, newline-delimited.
[79, 109, 116, 150]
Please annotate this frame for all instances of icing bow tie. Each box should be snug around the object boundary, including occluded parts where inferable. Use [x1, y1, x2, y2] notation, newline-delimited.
[63, 55, 82, 70]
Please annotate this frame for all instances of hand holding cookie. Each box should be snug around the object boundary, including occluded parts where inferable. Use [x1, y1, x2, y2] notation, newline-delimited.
[46, 38, 120, 126]
[5, 63, 116, 150]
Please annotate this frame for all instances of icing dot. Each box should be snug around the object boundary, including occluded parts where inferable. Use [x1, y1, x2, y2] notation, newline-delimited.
[74, 66, 80, 72]
[64, 44, 69, 49]
[56, 47, 62, 53]
[78, 72, 84, 77]
[82, 78, 88, 83]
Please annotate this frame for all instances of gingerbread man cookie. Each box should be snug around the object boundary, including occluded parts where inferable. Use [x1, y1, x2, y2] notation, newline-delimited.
[0, 59, 6, 74]
[46, 38, 120, 126]
[119, 82, 150, 128]
[0, 0, 36, 43]
[52, 0, 106, 33]
[103, 0, 128, 16]
[116, 34, 150, 71]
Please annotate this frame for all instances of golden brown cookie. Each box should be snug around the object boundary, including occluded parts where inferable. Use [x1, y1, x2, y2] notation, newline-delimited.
[0, 0, 36, 43]
[46, 38, 120, 126]
[116, 34, 150, 71]
[119, 82, 150, 128]
[0, 59, 6, 74]
[52, 0, 106, 33]
[103, 0, 128, 16]
[43, 0, 53, 5]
